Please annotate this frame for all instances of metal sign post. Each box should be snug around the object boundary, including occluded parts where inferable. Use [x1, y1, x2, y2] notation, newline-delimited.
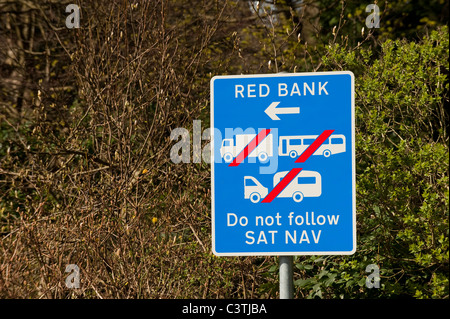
[279, 256, 293, 299]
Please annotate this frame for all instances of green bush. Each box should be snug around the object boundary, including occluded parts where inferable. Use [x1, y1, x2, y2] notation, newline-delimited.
[291, 26, 449, 299]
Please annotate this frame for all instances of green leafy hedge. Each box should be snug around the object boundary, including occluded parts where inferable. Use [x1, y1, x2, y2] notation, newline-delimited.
[292, 27, 449, 299]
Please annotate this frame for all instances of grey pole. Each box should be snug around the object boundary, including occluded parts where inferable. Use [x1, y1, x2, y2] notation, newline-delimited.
[279, 256, 294, 299]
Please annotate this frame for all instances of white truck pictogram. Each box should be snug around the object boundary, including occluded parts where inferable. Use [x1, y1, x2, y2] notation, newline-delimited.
[220, 133, 273, 163]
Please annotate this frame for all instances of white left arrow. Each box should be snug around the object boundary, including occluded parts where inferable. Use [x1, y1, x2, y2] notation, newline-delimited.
[264, 102, 300, 120]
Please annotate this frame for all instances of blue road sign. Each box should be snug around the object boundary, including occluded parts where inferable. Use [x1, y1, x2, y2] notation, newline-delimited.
[211, 72, 356, 256]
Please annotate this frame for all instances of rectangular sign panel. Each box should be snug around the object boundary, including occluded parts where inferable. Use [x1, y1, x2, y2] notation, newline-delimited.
[211, 72, 356, 256]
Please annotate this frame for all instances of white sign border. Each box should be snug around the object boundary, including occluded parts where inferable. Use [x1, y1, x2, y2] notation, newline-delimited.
[210, 71, 356, 256]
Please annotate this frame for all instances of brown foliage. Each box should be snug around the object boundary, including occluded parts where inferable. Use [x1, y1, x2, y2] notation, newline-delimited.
[0, 0, 274, 298]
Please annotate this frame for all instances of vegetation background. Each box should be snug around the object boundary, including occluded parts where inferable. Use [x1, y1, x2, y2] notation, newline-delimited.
[0, 0, 448, 298]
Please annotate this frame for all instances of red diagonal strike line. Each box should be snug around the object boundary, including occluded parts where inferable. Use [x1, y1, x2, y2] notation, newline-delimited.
[295, 129, 335, 163]
[261, 129, 334, 203]
[228, 129, 271, 167]
[261, 168, 303, 203]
